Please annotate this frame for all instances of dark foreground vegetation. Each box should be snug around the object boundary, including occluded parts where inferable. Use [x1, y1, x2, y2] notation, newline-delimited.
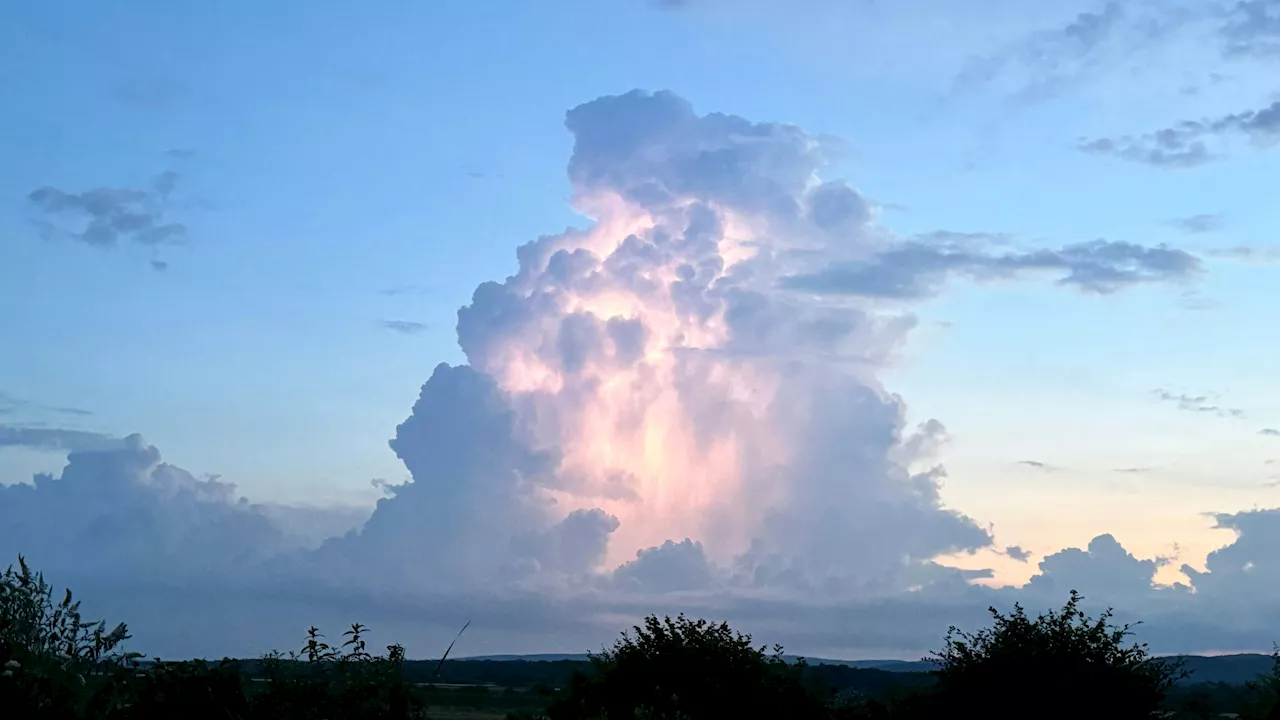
[5, 556, 1280, 719]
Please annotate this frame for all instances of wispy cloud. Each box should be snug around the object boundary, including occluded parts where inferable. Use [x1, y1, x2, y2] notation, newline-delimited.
[954, 2, 1205, 104]
[380, 320, 429, 335]
[1080, 99, 1280, 168]
[1154, 389, 1245, 419]
[1170, 213, 1226, 234]
[27, 164, 191, 268]
[1208, 245, 1280, 263]
[783, 236, 1202, 300]
[1262, 428, 1280, 437]
[1221, 0, 1280, 58]
[0, 425, 123, 453]
[1016, 460, 1057, 472]
[0, 392, 93, 418]
[378, 284, 431, 297]
[954, 2, 1128, 102]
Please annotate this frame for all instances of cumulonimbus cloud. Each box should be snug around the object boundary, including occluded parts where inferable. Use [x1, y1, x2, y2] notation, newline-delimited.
[3, 89, 1267, 660]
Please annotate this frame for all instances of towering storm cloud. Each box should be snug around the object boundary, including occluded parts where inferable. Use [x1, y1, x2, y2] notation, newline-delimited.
[324, 90, 1196, 600]
[316, 89, 995, 598]
[2, 89, 1234, 657]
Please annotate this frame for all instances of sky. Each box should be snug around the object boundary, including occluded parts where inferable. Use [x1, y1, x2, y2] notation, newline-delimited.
[2, 0, 1280, 660]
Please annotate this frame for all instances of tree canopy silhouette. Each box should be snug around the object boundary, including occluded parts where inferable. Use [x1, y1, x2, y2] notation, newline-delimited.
[923, 589, 1183, 720]
[546, 613, 826, 720]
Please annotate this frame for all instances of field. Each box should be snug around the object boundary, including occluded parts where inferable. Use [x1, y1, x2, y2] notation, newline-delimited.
[420, 684, 551, 719]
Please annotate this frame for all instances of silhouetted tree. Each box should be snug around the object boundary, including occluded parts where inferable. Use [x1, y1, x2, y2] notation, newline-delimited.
[922, 590, 1183, 720]
[545, 613, 826, 720]
[1231, 647, 1280, 720]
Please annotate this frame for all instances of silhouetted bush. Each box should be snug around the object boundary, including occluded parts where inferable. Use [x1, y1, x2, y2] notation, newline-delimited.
[917, 590, 1184, 720]
[2, 557, 426, 719]
[544, 614, 827, 720]
[1, 557, 138, 719]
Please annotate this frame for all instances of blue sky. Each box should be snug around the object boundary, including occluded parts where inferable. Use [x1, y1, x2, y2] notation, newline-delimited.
[4, 0, 1280, 657]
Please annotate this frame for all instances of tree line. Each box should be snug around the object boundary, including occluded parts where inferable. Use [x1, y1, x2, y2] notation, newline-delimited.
[5, 555, 1280, 719]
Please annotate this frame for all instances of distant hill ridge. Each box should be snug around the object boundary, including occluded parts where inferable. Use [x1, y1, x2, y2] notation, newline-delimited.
[456, 653, 1277, 685]
[457, 654, 935, 668]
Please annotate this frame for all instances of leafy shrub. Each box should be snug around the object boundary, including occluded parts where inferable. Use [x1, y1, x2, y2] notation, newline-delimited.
[252, 624, 424, 720]
[1, 557, 138, 719]
[1, 556, 426, 719]
[1229, 648, 1280, 720]
[545, 613, 826, 720]
[921, 590, 1183, 720]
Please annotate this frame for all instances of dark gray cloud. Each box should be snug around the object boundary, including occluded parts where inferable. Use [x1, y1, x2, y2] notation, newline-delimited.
[1081, 98, 1280, 167]
[28, 170, 189, 251]
[1155, 389, 1245, 418]
[1262, 428, 1280, 436]
[1004, 545, 1032, 562]
[1025, 533, 1167, 603]
[380, 319, 429, 335]
[611, 539, 716, 593]
[1114, 467, 1153, 474]
[1182, 508, 1280, 600]
[1172, 213, 1226, 234]
[782, 237, 1201, 299]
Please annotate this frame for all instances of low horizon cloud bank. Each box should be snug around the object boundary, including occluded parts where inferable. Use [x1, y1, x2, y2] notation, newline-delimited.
[1, 89, 1273, 660]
